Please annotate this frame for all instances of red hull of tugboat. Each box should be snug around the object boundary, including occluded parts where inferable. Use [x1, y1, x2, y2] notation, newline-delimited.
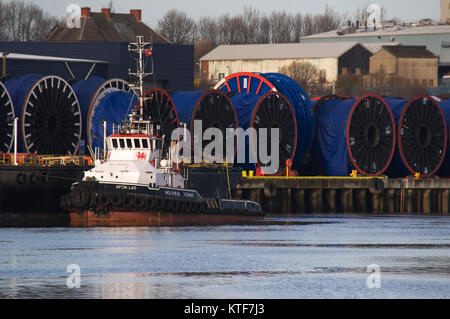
[69, 210, 263, 227]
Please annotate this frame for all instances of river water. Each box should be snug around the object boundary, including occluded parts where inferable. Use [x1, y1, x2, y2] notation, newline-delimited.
[0, 215, 449, 299]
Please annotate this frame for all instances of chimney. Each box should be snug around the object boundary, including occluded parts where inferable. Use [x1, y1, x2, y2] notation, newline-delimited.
[101, 8, 111, 19]
[81, 7, 91, 17]
[130, 9, 142, 21]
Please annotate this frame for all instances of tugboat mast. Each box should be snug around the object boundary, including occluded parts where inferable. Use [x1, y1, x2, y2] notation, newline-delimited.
[128, 35, 153, 119]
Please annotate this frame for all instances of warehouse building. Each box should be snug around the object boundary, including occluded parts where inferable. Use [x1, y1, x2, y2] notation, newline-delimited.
[300, 24, 450, 81]
[200, 42, 372, 86]
[369, 45, 438, 87]
[0, 8, 194, 91]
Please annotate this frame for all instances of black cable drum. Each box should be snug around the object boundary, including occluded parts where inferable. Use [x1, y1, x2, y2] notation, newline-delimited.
[141, 88, 180, 151]
[4, 74, 82, 155]
[312, 94, 396, 176]
[396, 95, 447, 177]
[0, 82, 15, 153]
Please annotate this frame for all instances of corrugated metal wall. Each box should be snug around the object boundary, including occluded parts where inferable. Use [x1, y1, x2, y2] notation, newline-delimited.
[0, 42, 194, 91]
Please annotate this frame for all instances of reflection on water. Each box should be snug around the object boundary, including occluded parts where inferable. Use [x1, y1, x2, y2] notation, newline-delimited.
[0, 215, 449, 299]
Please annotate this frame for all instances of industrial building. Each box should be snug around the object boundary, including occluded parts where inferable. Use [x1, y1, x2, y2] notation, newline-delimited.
[369, 46, 438, 87]
[200, 42, 372, 86]
[300, 24, 450, 81]
[0, 8, 194, 91]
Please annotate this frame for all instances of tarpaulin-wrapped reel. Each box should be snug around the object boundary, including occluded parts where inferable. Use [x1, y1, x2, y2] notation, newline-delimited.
[4, 74, 82, 155]
[0, 81, 15, 153]
[312, 94, 396, 176]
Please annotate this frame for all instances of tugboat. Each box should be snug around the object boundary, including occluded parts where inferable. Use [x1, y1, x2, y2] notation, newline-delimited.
[61, 36, 264, 227]
[61, 117, 264, 227]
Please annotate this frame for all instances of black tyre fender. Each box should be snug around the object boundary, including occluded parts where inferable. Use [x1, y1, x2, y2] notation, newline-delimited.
[163, 199, 173, 212]
[134, 196, 145, 208]
[172, 200, 181, 212]
[29, 174, 38, 185]
[185, 201, 194, 213]
[155, 197, 164, 210]
[145, 197, 155, 210]
[369, 178, 384, 195]
[110, 195, 122, 206]
[16, 173, 26, 185]
[122, 196, 133, 208]
[70, 187, 90, 208]
[97, 194, 110, 206]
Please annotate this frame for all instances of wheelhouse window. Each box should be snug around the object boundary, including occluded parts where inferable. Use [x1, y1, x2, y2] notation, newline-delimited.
[126, 138, 133, 148]
[142, 139, 149, 149]
[119, 139, 125, 148]
[134, 139, 141, 148]
[112, 139, 118, 149]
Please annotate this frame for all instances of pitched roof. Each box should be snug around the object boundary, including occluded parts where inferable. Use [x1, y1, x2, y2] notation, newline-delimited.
[301, 25, 450, 40]
[200, 42, 365, 61]
[46, 11, 170, 43]
[380, 45, 437, 58]
[362, 42, 401, 54]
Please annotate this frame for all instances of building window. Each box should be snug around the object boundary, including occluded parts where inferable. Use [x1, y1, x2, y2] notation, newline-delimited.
[355, 68, 361, 75]
[429, 79, 434, 87]
[342, 67, 348, 75]
[422, 79, 427, 87]
[219, 73, 225, 81]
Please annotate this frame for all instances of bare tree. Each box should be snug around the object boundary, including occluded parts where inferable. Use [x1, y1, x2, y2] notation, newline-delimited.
[156, 9, 196, 45]
[198, 16, 219, 46]
[269, 11, 294, 43]
[0, 0, 59, 41]
[313, 5, 341, 34]
[279, 62, 319, 92]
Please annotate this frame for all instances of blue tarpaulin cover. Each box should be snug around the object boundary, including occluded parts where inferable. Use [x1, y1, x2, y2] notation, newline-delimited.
[72, 77, 106, 140]
[261, 73, 314, 168]
[4, 74, 43, 151]
[437, 98, 450, 176]
[90, 91, 137, 151]
[170, 91, 205, 127]
[383, 97, 412, 178]
[311, 98, 356, 176]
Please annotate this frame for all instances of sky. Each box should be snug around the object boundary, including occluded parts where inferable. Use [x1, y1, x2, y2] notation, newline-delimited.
[4, 0, 442, 28]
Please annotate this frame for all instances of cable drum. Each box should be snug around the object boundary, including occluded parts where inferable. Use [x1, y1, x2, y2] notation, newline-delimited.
[216, 72, 314, 169]
[0, 82, 15, 153]
[72, 78, 134, 150]
[170, 90, 238, 162]
[4, 74, 82, 154]
[437, 98, 450, 176]
[384, 95, 447, 177]
[312, 94, 396, 176]
[141, 88, 179, 151]
[89, 91, 137, 151]
[228, 92, 297, 172]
